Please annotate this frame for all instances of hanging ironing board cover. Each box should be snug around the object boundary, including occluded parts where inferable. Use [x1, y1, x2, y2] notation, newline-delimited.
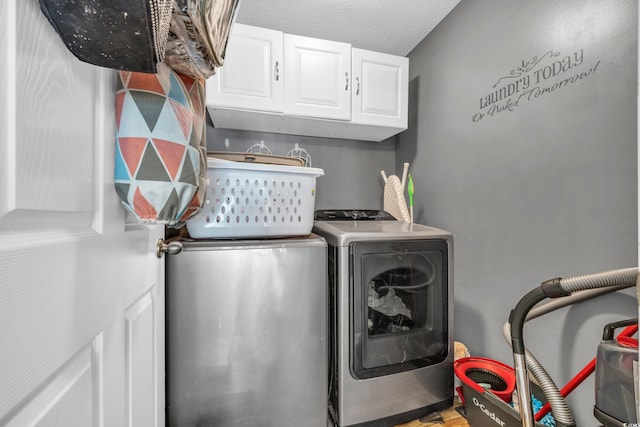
[114, 62, 207, 225]
[164, 0, 240, 79]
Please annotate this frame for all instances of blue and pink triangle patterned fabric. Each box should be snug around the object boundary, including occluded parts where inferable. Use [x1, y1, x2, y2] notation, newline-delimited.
[114, 62, 207, 225]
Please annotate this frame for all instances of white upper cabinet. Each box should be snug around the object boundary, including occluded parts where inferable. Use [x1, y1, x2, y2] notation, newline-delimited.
[283, 34, 352, 120]
[206, 24, 409, 142]
[351, 48, 409, 129]
[206, 24, 284, 112]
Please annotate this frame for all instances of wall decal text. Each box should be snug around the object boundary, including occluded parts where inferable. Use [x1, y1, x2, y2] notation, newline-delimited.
[472, 49, 600, 122]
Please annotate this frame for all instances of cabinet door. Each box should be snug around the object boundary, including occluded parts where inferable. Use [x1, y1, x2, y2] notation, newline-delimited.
[351, 48, 408, 129]
[206, 24, 284, 112]
[284, 34, 351, 120]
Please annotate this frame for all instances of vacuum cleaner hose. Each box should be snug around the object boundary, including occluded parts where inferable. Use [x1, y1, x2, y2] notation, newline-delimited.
[508, 267, 638, 427]
[503, 285, 633, 426]
[559, 268, 638, 293]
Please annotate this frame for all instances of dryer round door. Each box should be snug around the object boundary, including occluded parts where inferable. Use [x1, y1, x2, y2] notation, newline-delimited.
[351, 239, 450, 379]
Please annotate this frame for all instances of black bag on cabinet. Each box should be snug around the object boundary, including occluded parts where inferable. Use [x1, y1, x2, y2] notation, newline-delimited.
[38, 0, 173, 73]
[38, 0, 240, 78]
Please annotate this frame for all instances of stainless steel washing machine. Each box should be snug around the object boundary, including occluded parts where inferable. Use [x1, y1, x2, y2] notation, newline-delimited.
[313, 210, 454, 427]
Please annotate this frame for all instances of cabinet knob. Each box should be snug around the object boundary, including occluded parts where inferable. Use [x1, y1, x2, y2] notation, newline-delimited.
[274, 61, 279, 81]
[156, 239, 184, 258]
[345, 72, 349, 91]
[356, 77, 360, 95]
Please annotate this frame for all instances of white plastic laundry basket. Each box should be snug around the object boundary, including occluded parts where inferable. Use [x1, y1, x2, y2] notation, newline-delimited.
[186, 158, 324, 238]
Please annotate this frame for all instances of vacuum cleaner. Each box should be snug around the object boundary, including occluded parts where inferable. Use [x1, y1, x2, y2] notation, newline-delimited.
[594, 318, 638, 426]
[454, 267, 638, 427]
[508, 267, 638, 427]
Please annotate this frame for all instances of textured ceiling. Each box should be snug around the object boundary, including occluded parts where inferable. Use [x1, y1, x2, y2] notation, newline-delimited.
[234, 0, 461, 56]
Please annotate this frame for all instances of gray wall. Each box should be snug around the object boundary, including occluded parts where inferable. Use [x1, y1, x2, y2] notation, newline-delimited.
[206, 127, 397, 209]
[398, 1, 638, 424]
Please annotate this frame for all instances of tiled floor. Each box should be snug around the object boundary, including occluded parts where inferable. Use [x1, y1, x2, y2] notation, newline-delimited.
[395, 402, 469, 427]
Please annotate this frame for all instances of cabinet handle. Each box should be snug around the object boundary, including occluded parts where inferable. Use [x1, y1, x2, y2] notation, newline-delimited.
[345, 72, 349, 91]
[274, 61, 279, 81]
[356, 77, 360, 95]
[156, 238, 183, 258]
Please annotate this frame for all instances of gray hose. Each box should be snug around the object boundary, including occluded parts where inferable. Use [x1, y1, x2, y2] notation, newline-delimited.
[507, 267, 637, 427]
[559, 268, 638, 293]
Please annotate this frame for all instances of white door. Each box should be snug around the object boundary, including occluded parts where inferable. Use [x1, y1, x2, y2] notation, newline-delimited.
[207, 24, 284, 112]
[0, 1, 164, 426]
[284, 34, 351, 120]
[351, 48, 409, 129]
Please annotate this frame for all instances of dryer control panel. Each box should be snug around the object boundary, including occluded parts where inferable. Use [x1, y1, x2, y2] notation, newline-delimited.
[314, 210, 396, 221]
